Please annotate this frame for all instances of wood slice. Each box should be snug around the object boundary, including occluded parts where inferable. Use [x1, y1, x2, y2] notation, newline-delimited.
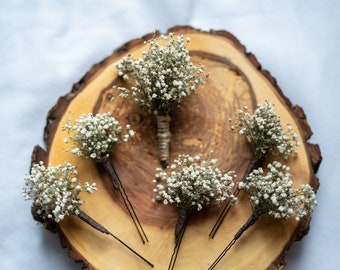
[31, 26, 321, 270]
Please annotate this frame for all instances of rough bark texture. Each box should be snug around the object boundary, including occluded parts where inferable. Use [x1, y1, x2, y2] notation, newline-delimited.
[30, 26, 321, 269]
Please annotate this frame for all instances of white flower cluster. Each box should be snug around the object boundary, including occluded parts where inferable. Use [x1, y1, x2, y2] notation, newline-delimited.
[230, 101, 300, 159]
[23, 162, 97, 223]
[153, 154, 237, 211]
[239, 161, 317, 220]
[63, 112, 134, 163]
[116, 32, 208, 115]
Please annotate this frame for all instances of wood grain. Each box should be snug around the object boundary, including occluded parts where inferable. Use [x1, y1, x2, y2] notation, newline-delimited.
[31, 26, 321, 270]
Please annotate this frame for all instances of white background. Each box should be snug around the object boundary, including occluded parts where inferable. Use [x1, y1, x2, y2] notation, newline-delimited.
[0, 0, 339, 269]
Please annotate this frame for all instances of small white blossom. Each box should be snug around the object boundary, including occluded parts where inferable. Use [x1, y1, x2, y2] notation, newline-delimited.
[22, 162, 97, 223]
[63, 112, 134, 163]
[84, 182, 97, 194]
[116, 32, 208, 115]
[230, 101, 300, 159]
[239, 161, 317, 220]
[153, 154, 237, 211]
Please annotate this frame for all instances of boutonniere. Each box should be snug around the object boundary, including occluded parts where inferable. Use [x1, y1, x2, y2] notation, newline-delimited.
[116, 32, 208, 167]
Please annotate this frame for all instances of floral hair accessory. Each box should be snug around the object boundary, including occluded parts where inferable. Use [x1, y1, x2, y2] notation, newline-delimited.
[23, 161, 153, 267]
[208, 161, 317, 269]
[153, 154, 237, 269]
[116, 32, 208, 167]
[63, 112, 148, 244]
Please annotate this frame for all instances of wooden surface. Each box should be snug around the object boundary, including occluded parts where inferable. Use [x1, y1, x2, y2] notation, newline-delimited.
[31, 26, 321, 269]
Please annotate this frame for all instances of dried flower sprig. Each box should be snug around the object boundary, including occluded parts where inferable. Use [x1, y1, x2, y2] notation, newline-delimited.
[116, 32, 208, 167]
[231, 101, 300, 160]
[153, 154, 237, 270]
[23, 162, 153, 267]
[23, 162, 97, 223]
[239, 162, 316, 220]
[63, 112, 148, 244]
[63, 112, 134, 163]
[209, 101, 300, 238]
[208, 161, 317, 270]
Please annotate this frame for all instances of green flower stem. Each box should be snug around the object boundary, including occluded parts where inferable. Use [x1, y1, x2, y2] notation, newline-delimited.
[168, 209, 190, 270]
[101, 160, 149, 244]
[156, 114, 171, 168]
[208, 214, 258, 270]
[209, 157, 264, 238]
[77, 210, 154, 268]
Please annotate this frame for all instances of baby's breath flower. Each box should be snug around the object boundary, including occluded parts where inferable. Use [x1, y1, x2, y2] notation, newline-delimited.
[116, 33, 208, 115]
[153, 154, 237, 211]
[63, 112, 133, 163]
[231, 101, 299, 159]
[22, 161, 96, 223]
[239, 161, 317, 220]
